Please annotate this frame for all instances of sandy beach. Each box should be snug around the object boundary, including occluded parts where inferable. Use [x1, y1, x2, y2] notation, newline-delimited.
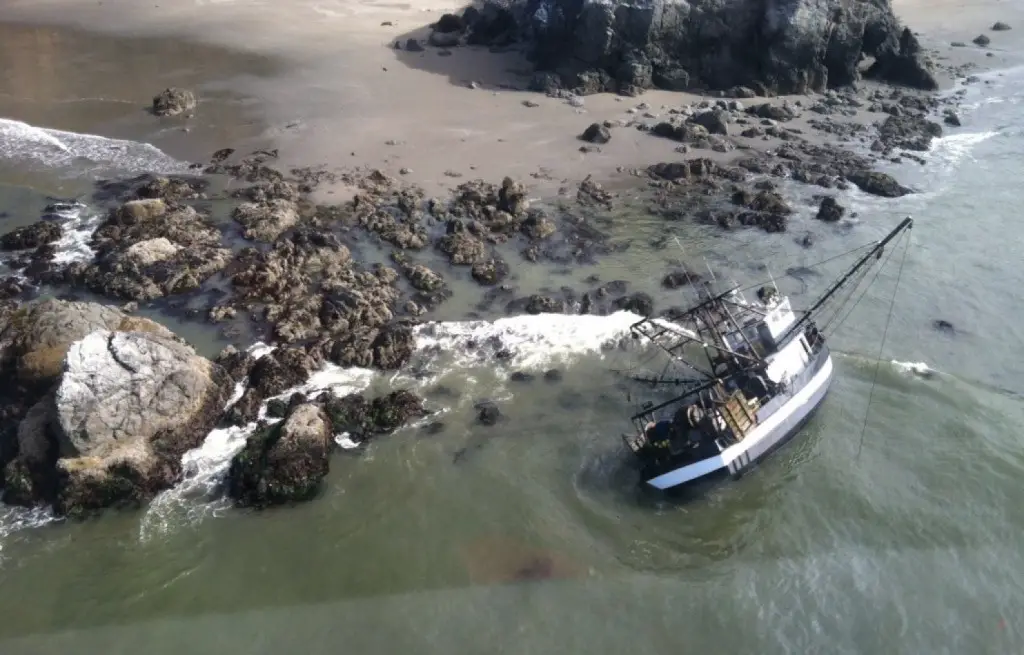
[1, 0, 1019, 197]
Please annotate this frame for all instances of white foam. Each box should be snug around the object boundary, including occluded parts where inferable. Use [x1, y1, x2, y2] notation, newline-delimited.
[49, 203, 102, 265]
[413, 310, 643, 371]
[927, 130, 999, 170]
[0, 505, 57, 561]
[891, 359, 936, 379]
[0, 118, 189, 176]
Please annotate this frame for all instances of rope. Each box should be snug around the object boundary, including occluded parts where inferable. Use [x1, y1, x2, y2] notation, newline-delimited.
[855, 226, 913, 460]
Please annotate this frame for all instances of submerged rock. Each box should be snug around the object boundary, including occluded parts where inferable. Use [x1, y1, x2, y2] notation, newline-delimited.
[846, 170, 913, 197]
[227, 403, 333, 508]
[322, 390, 426, 443]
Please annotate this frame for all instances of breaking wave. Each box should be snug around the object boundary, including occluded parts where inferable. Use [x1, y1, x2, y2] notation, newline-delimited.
[139, 311, 644, 540]
[0, 117, 189, 176]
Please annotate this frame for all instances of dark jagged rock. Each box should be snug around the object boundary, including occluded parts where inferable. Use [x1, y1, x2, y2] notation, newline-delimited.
[815, 196, 846, 222]
[973, 34, 991, 46]
[457, 0, 933, 95]
[846, 170, 913, 197]
[746, 103, 796, 122]
[932, 319, 956, 334]
[580, 122, 611, 144]
[865, 28, 938, 91]
[0, 222, 62, 251]
[991, 22, 1011, 31]
[943, 110, 961, 127]
[227, 403, 332, 508]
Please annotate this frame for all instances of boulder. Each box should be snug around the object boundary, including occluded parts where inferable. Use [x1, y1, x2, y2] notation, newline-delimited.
[152, 88, 197, 117]
[690, 110, 729, 136]
[2, 299, 168, 388]
[0, 302, 230, 516]
[580, 122, 611, 144]
[51, 330, 230, 517]
[227, 403, 332, 507]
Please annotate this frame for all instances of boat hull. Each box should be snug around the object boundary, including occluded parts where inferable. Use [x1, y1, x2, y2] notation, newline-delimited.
[640, 348, 834, 490]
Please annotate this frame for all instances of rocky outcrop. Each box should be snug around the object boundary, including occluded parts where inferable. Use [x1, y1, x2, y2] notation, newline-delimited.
[57, 197, 231, 301]
[227, 403, 333, 507]
[864, 28, 938, 91]
[448, 0, 936, 96]
[152, 87, 197, 117]
[0, 300, 231, 517]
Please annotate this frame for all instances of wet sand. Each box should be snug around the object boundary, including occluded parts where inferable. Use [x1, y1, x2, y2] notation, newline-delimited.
[2, 0, 1019, 197]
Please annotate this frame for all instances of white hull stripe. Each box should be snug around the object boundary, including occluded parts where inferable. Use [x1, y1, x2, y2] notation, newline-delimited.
[646, 354, 834, 490]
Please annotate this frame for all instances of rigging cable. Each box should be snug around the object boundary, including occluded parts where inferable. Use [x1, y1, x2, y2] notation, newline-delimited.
[822, 233, 902, 337]
[855, 225, 913, 460]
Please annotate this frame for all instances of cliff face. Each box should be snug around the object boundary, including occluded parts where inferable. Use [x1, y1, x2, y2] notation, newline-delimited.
[454, 0, 936, 95]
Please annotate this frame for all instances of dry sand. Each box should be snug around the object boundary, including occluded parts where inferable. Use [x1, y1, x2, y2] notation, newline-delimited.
[1, 0, 1022, 196]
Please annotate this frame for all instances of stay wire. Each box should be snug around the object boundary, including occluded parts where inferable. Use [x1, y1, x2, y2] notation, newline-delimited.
[855, 226, 912, 460]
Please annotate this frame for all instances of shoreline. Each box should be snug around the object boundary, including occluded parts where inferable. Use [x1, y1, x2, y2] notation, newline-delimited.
[0, 0, 1018, 197]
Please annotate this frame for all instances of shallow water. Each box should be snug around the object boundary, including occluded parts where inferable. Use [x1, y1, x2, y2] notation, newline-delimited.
[1, 28, 1024, 655]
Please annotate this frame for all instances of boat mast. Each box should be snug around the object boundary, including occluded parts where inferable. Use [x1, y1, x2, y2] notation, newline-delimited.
[778, 217, 913, 345]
